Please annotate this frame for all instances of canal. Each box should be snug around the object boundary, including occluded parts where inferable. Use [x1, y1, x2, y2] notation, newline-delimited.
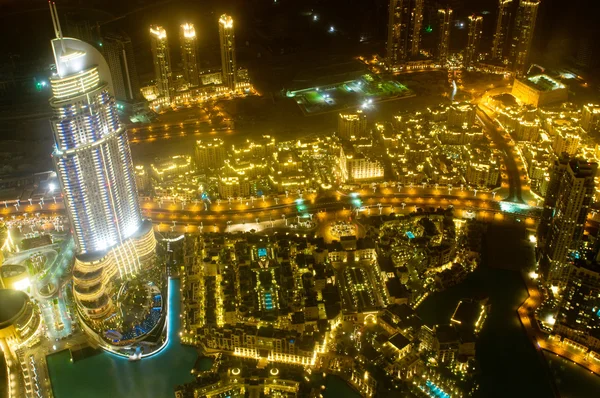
[417, 223, 557, 397]
[47, 278, 197, 398]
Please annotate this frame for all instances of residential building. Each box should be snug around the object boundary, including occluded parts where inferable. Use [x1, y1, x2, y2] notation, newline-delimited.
[464, 14, 483, 68]
[101, 32, 140, 102]
[180, 23, 199, 87]
[386, 0, 425, 66]
[510, 0, 540, 75]
[218, 14, 236, 90]
[150, 25, 172, 100]
[437, 7, 453, 66]
[491, 0, 513, 61]
[538, 157, 597, 288]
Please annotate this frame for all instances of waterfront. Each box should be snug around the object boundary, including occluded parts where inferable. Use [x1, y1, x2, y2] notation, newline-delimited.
[47, 278, 197, 398]
[545, 352, 600, 397]
[417, 223, 557, 397]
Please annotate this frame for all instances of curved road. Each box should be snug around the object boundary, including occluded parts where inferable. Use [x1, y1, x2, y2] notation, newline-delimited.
[477, 107, 525, 203]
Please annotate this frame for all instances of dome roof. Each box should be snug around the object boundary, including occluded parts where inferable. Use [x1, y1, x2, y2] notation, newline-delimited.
[0, 289, 28, 327]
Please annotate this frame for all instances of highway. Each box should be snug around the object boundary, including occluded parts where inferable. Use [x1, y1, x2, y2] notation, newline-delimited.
[2, 187, 540, 232]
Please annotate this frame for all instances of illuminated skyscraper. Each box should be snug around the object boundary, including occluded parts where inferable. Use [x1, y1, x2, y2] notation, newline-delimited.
[150, 25, 172, 99]
[101, 32, 140, 102]
[464, 14, 483, 68]
[48, 3, 156, 324]
[491, 0, 513, 61]
[180, 23, 199, 87]
[218, 14, 237, 90]
[511, 0, 540, 75]
[437, 7, 453, 65]
[386, 0, 424, 66]
[538, 156, 597, 288]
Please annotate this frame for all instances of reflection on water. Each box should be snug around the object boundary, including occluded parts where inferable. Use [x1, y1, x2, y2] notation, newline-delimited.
[417, 224, 556, 397]
[47, 278, 197, 398]
[545, 352, 600, 398]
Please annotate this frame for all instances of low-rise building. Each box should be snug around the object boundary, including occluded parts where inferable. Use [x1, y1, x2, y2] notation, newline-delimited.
[511, 75, 568, 107]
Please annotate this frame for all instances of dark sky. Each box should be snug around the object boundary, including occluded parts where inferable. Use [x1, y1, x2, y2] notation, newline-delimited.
[0, 0, 587, 72]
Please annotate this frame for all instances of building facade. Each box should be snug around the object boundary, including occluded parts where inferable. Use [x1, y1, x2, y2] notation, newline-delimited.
[101, 32, 140, 102]
[48, 16, 156, 327]
[196, 138, 227, 171]
[510, 0, 540, 75]
[338, 111, 368, 140]
[180, 23, 199, 87]
[491, 0, 513, 61]
[437, 7, 453, 66]
[150, 25, 172, 100]
[538, 157, 597, 288]
[218, 15, 237, 90]
[386, 0, 424, 66]
[464, 15, 483, 68]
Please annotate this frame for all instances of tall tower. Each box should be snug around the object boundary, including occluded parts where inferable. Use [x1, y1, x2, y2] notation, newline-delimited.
[464, 14, 483, 68]
[150, 25, 172, 100]
[180, 23, 199, 87]
[386, 0, 425, 67]
[48, 4, 156, 325]
[102, 32, 140, 102]
[511, 0, 540, 75]
[538, 157, 597, 289]
[437, 7, 453, 66]
[491, 0, 513, 61]
[218, 14, 237, 91]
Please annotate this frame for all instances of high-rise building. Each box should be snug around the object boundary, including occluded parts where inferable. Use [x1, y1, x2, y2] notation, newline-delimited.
[48, 4, 156, 325]
[101, 32, 140, 102]
[150, 25, 172, 100]
[538, 157, 597, 288]
[437, 7, 453, 65]
[491, 0, 513, 61]
[511, 0, 540, 75]
[195, 138, 227, 171]
[581, 104, 600, 137]
[218, 14, 237, 91]
[180, 23, 199, 87]
[338, 111, 368, 140]
[553, 260, 600, 349]
[464, 14, 483, 68]
[386, 0, 425, 66]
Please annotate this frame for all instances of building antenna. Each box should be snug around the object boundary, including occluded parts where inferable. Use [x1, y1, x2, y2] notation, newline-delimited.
[49, 1, 65, 52]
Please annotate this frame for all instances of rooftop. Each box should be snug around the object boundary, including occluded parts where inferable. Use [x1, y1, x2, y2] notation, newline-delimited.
[523, 75, 565, 92]
[0, 289, 28, 327]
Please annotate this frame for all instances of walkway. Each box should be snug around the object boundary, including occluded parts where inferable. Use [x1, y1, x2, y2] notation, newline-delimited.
[517, 273, 600, 375]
